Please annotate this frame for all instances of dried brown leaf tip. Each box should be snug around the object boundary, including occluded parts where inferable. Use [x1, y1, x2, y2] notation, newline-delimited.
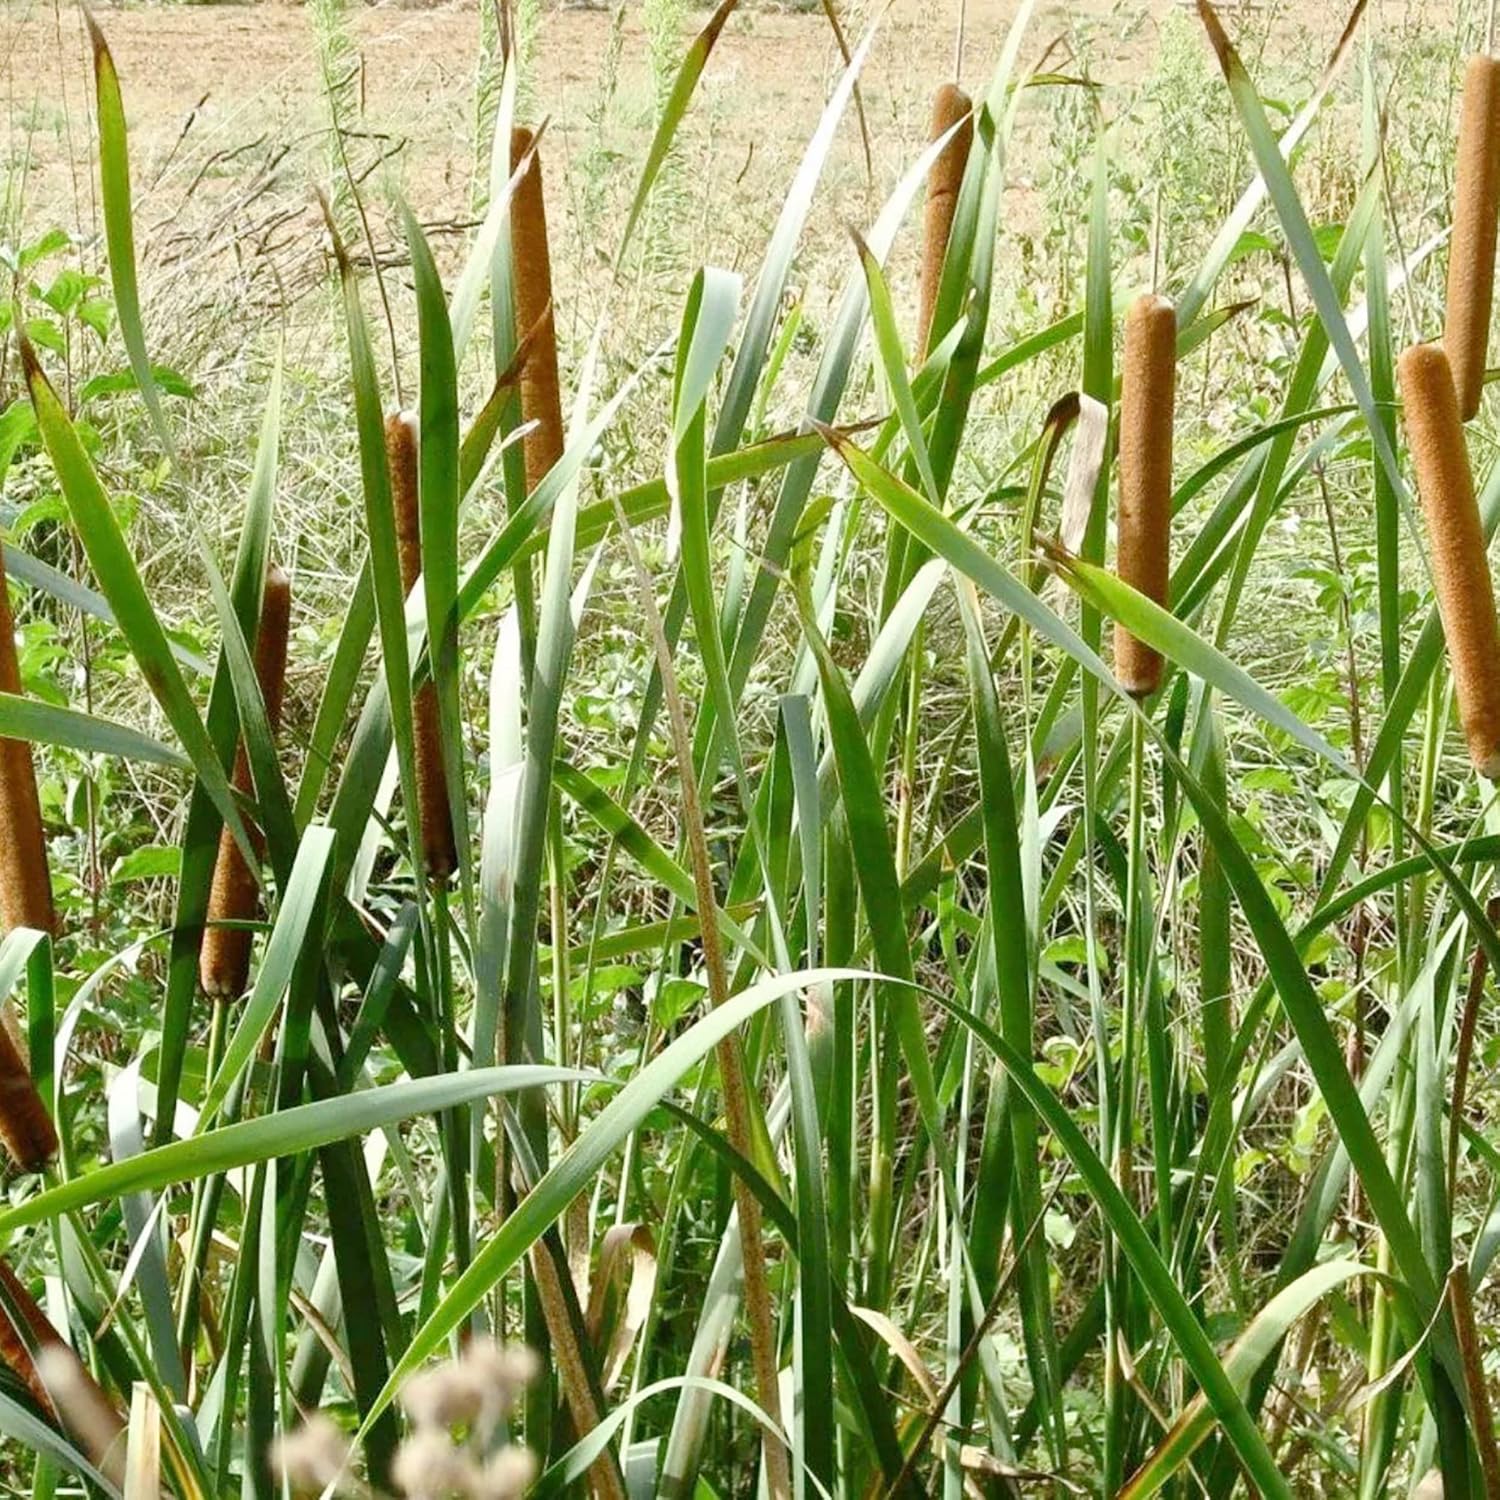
[917, 83, 974, 358]
[384, 412, 457, 882]
[1444, 55, 1500, 421]
[510, 127, 565, 494]
[1399, 343, 1500, 777]
[200, 564, 292, 999]
[1113, 292, 1177, 698]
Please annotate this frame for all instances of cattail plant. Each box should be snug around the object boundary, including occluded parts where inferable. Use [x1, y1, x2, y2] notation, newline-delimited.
[0, 542, 56, 938]
[916, 82, 973, 358]
[1444, 54, 1500, 422]
[1398, 342, 1500, 777]
[510, 127, 565, 486]
[505, 127, 632, 1500]
[1114, 292, 1177, 697]
[200, 564, 293, 998]
[385, 412, 458, 882]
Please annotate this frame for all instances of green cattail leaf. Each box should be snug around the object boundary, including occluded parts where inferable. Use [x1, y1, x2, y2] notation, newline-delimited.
[925, 986, 1294, 1500]
[616, 0, 740, 269]
[86, 14, 175, 463]
[21, 337, 253, 867]
[0, 1064, 584, 1234]
[353, 968, 875, 1443]
[0, 694, 185, 769]
[196, 826, 337, 1128]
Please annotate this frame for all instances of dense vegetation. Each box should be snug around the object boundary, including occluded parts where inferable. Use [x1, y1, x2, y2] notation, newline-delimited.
[5, 0, 1500, 1494]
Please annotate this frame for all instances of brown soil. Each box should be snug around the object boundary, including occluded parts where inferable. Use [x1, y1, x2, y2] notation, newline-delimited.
[0, 0, 1394, 340]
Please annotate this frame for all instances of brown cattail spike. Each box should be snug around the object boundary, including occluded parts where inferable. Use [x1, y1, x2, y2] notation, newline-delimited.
[1444, 55, 1500, 422]
[0, 1256, 124, 1470]
[511, 128, 565, 493]
[1114, 292, 1177, 698]
[917, 83, 974, 358]
[385, 412, 457, 882]
[0, 1022, 54, 1171]
[200, 565, 293, 999]
[1399, 343, 1500, 777]
[0, 544, 56, 939]
[0, 544, 58, 1168]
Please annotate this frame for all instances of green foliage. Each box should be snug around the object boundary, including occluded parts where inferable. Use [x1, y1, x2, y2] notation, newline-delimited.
[4, 4, 1500, 1499]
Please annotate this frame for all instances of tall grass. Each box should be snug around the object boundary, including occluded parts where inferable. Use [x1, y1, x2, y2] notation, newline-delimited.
[5, 2, 1500, 1497]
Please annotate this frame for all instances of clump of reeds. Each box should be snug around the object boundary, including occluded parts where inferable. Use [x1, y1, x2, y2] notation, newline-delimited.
[1114, 291, 1177, 697]
[200, 565, 293, 999]
[0, 543, 56, 938]
[1398, 342, 1500, 777]
[917, 82, 973, 358]
[510, 128, 565, 488]
[385, 412, 458, 882]
[1444, 54, 1500, 421]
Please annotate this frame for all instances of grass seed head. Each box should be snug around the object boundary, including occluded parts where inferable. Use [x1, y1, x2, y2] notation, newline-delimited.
[200, 564, 292, 999]
[0, 543, 56, 939]
[917, 83, 973, 358]
[1114, 291, 1177, 698]
[1444, 54, 1500, 421]
[271, 1414, 351, 1496]
[1399, 342, 1500, 776]
[511, 127, 565, 491]
[385, 411, 458, 882]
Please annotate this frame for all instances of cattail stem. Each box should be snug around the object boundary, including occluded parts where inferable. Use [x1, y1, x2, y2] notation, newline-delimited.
[1114, 292, 1177, 698]
[0, 544, 57, 1170]
[917, 83, 973, 359]
[200, 565, 292, 999]
[1399, 343, 1500, 777]
[528, 1233, 626, 1500]
[511, 128, 565, 491]
[1444, 55, 1500, 422]
[385, 412, 458, 882]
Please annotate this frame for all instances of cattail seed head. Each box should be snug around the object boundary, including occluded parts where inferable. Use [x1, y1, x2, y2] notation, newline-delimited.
[1444, 55, 1500, 422]
[0, 1261, 123, 1467]
[0, 1257, 60, 1416]
[0, 544, 57, 1168]
[1399, 343, 1500, 777]
[1114, 292, 1177, 698]
[200, 564, 292, 999]
[384, 412, 457, 882]
[511, 128, 565, 493]
[0, 1022, 55, 1170]
[0, 544, 56, 939]
[917, 83, 973, 359]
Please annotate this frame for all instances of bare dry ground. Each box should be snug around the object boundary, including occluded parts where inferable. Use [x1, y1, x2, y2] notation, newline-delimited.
[1, 0, 1400, 352]
[0, 0, 1468, 659]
